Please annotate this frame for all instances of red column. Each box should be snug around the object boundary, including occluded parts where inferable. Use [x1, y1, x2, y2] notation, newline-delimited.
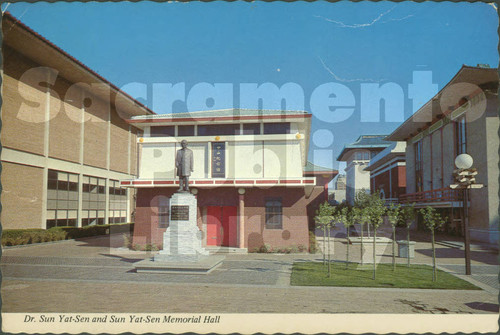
[239, 194, 245, 248]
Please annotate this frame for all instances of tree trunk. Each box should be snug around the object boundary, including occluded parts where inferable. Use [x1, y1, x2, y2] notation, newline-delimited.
[327, 225, 331, 277]
[373, 227, 377, 280]
[323, 225, 326, 265]
[407, 225, 411, 268]
[392, 226, 396, 271]
[432, 229, 436, 282]
[346, 226, 350, 269]
[360, 224, 364, 266]
[367, 222, 370, 238]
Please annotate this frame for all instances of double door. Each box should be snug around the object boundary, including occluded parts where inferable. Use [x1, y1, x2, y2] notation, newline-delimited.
[206, 206, 237, 247]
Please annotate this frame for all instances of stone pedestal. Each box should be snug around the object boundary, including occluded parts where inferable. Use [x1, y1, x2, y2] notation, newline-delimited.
[397, 240, 416, 258]
[134, 192, 224, 274]
[155, 192, 208, 260]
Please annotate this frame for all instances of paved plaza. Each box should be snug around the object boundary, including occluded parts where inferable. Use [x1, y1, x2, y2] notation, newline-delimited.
[1, 229, 498, 314]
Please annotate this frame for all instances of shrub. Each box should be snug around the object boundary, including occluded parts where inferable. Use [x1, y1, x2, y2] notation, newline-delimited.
[2, 223, 135, 247]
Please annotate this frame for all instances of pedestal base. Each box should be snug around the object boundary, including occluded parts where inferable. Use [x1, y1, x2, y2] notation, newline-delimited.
[134, 255, 225, 274]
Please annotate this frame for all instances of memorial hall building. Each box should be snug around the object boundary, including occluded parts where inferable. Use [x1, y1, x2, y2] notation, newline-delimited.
[122, 110, 337, 251]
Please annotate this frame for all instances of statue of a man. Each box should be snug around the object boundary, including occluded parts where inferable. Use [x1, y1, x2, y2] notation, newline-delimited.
[175, 140, 194, 192]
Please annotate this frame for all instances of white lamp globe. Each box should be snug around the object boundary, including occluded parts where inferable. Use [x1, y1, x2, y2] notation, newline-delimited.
[455, 154, 473, 169]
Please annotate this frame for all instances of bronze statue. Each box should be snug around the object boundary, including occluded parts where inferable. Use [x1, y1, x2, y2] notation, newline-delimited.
[175, 140, 193, 192]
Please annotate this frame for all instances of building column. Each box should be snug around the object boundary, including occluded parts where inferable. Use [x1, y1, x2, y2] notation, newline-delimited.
[238, 188, 246, 249]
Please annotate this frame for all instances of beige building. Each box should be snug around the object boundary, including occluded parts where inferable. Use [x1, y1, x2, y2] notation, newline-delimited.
[121, 109, 337, 250]
[337, 135, 391, 205]
[1, 12, 153, 229]
[387, 65, 499, 245]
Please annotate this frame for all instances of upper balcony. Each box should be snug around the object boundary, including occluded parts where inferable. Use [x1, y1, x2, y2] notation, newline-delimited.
[399, 187, 463, 208]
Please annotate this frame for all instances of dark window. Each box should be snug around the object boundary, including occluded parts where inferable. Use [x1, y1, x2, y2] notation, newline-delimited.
[158, 197, 169, 228]
[151, 126, 175, 137]
[455, 116, 467, 155]
[265, 199, 283, 229]
[178, 125, 195, 137]
[263, 123, 290, 135]
[46, 220, 56, 229]
[415, 140, 423, 193]
[198, 124, 240, 136]
[242, 123, 261, 135]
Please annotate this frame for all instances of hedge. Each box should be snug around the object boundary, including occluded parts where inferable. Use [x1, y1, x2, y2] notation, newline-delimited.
[2, 223, 134, 247]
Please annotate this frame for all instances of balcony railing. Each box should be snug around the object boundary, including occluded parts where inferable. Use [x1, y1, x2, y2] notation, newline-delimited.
[399, 187, 463, 204]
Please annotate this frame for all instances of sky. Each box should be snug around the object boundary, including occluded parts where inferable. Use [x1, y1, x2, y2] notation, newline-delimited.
[3, 1, 498, 175]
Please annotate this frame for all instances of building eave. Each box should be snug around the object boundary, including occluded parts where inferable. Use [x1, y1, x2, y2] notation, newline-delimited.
[387, 65, 498, 141]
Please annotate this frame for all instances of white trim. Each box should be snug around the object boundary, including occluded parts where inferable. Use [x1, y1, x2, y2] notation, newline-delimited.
[106, 108, 111, 170]
[127, 125, 132, 175]
[137, 133, 303, 144]
[370, 159, 406, 177]
[1, 147, 134, 180]
[105, 178, 110, 225]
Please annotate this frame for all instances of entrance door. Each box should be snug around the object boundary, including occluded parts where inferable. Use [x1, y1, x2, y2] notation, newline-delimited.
[206, 206, 238, 247]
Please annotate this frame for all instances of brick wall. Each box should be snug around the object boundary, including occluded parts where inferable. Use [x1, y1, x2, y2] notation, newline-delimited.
[48, 76, 81, 163]
[1, 47, 46, 155]
[132, 186, 313, 250]
[1, 162, 44, 229]
[109, 106, 130, 174]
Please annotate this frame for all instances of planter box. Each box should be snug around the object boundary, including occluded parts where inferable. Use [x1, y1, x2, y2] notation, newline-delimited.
[397, 240, 416, 258]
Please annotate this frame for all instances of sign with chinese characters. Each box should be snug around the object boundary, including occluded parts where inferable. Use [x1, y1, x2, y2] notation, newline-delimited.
[211, 142, 225, 178]
[170, 205, 189, 221]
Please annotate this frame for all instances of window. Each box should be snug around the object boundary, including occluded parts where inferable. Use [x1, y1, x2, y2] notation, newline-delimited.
[178, 125, 195, 137]
[242, 123, 261, 135]
[455, 116, 467, 155]
[158, 196, 169, 228]
[265, 199, 282, 229]
[354, 151, 370, 160]
[415, 140, 423, 193]
[198, 124, 240, 136]
[151, 126, 175, 137]
[263, 122, 290, 135]
[46, 169, 79, 228]
[82, 175, 106, 226]
[108, 180, 127, 224]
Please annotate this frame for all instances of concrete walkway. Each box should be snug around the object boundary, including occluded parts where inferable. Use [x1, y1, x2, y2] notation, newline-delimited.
[1, 232, 498, 313]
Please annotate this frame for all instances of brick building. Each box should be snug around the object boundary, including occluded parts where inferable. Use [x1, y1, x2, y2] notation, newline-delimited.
[121, 110, 337, 251]
[387, 65, 499, 245]
[1, 12, 153, 229]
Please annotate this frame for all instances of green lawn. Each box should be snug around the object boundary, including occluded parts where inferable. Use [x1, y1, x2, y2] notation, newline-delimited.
[290, 262, 481, 290]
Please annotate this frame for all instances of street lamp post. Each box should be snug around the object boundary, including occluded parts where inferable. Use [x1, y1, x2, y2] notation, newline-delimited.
[451, 154, 484, 276]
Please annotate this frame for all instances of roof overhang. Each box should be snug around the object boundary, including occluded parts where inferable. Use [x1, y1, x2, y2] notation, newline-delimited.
[364, 142, 406, 172]
[387, 66, 498, 141]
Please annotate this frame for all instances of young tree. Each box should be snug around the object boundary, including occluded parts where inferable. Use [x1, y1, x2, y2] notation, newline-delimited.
[354, 189, 371, 238]
[315, 202, 334, 274]
[365, 191, 386, 280]
[419, 206, 447, 282]
[340, 206, 355, 269]
[386, 203, 401, 271]
[352, 207, 367, 265]
[400, 203, 416, 268]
